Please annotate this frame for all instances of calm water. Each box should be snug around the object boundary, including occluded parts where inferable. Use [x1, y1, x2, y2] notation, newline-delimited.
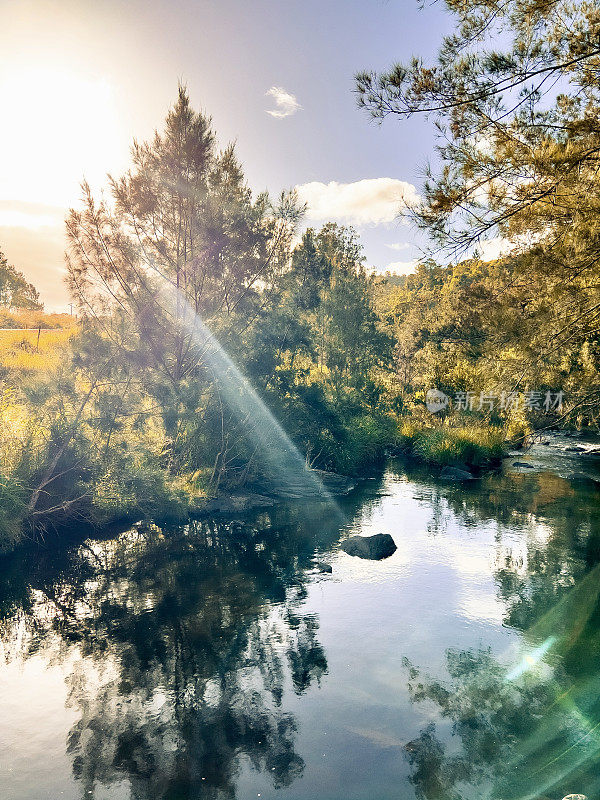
[2, 436, 600, 800]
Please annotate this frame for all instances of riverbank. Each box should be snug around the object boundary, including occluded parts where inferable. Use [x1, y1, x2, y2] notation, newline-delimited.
[393, 421, 507, 472]
[0, 411, 584, 556]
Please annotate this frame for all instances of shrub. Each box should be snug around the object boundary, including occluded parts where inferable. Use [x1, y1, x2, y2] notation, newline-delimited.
[398, 422, 506, 469]
[0, 474, 27, 550]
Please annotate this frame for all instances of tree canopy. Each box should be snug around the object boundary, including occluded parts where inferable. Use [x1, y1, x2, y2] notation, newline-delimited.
[0, 247, 41, 310]
[359, 0, 600, 417]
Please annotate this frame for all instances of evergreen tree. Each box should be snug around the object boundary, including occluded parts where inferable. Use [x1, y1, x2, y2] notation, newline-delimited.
[358, 0, 600, 415]
[66, 87, 302, 469]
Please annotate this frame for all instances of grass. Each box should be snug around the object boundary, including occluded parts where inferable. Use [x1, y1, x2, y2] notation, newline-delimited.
[0, 328, 75, 371]
[397, 420, 507, 470]
[0, 309, 73, 329]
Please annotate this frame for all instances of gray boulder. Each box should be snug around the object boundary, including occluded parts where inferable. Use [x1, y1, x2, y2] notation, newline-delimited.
[440, 465, 475, 481]
[512, 461, 535, 469]
[340, 533, 397, 560]
[314, 561, 333, 573]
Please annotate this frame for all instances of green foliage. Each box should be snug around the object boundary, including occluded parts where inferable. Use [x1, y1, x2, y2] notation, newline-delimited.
[398, 422, 506, 469]
[0, 247, 41, 310]
[377, 256, 583, 428]
[331, 412, 397, 476]
[0, 474, 27, 549]
[360, 0, 600, 425]
[0, 90, 398, 550]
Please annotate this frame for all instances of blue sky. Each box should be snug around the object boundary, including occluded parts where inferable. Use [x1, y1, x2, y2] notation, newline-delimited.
[0, 0, 454, 309]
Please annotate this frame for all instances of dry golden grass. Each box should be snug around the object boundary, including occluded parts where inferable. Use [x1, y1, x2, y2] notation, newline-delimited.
[0, 309, 73, 329]
[0, 327, 76, 371]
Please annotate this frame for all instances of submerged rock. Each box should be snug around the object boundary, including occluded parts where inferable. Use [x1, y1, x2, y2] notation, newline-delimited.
[568, 473, 600, 489]
[512, 461, 535, 469]
[313, 469, 356, 495]
[314, 561, 333, 573]
[201, 493, 275, 515]
[440, 466, 475, 481]
[267, 469, 356, 500]
[258, 469, 355, 499]
[340, 533, 397, 560]
[581, 449, 600, 458]
[565, 446, 587, 453]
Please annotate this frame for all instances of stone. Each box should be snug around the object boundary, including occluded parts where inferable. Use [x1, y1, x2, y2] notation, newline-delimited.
[440, 466, 475, 481]
[565, 446, 587, 453]
[258, 469, 355, 499]
[340, 533, 397, 560]
[512, 461, 535, 468]
[312, 470, 356, 496]
[201, 493, 275, 515]
[567, 473, 600, 489]
[314, 561, 333, 573]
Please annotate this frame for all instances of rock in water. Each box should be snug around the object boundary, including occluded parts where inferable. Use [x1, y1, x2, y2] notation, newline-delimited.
[440, 466, 475, 481]
[340, 534, 397, 560]
[312, 469, 356, 496]
[314, 561, 333, 573]
[265, 469, 356, 499]
[512, 461, 535, 469]
[568, 473, 600, 489]
[201, 493, 275, 515]
[562, 795, 587, 800]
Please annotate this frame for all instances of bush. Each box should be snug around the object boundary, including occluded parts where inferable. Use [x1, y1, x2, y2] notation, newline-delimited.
[398, 422, 506, 469]
[327, 412, 396, 476]
[0, 474, 27, 550]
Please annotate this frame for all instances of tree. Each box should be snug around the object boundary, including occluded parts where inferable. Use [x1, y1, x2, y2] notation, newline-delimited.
[66, 86, 302, 472]
[0, 247, 41, 309]
[310, 223, 392, 392]
[357, 0, 600, 415]
[357, 0, 600, 252]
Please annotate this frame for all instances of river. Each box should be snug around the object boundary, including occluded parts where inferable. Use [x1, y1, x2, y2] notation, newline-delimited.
[1, 434, 600, 800]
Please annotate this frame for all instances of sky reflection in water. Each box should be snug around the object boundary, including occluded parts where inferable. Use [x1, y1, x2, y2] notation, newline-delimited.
[1, 442, 600, 799]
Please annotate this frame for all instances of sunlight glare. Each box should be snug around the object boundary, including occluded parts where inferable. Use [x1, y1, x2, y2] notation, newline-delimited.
[0, 65, 124, 208]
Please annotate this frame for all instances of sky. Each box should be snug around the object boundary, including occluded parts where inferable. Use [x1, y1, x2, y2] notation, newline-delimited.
[0, 0, 456, 311]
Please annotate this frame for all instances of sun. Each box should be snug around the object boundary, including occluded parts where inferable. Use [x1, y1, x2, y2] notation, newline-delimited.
[0, 65, 124, 211]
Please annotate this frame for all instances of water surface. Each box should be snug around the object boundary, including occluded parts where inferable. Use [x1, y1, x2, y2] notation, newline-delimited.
[2, 436, 600, 800]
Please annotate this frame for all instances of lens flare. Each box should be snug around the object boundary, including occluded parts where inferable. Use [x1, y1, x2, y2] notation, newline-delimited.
[159, 278, 345, 519]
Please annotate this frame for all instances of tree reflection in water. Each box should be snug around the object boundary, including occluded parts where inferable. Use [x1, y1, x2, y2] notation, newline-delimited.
[400, 467, 600, 800]
[0, 506, 335, 799]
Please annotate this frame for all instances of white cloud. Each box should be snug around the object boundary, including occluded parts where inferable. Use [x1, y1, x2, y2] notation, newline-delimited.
[386, 242, 411, 251]
[265, 86, 301, 118]
[0, 209, 60, 229]
[385, 260, 418, 276]
[296, 178, 419, 227]
[477, 237, 512, 261]
[477, 232, 543, 261]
